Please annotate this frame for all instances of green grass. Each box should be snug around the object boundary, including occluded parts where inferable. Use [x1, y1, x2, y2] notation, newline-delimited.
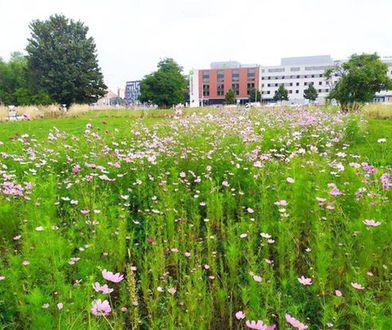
[0, 108, 391, 329]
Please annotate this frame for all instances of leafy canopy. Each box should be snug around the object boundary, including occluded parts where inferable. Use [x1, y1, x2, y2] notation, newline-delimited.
[139, 58, 187, 108]
[303, 84, 318, 102]
[225, 89, 236, 104]
[248, 88, 261, 102]
[326, 53, 392, 111]
[273, 84, 289, 102]
[0, 52, 52, 106]
[26, 14, 106, 107]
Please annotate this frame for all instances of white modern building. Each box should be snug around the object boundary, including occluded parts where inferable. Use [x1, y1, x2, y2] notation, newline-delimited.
[261, 55, 341, 104]
[261, 55, 392, 105]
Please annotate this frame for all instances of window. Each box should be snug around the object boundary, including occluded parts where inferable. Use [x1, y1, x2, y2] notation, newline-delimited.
[319, 81, 322, 85]
[289, 83, 293, 86]
[267, 91, 270, 94]
[268, 68, 285, 73]
[304, 82, 308, 86]
[311, 75, 315, 78]
[247, 68, 256, 81]
[217, 84, 225, 96]
[202, 84, 210, 96]
[289, 90, 292, 94]
[297, 75, 300, 79]
[202, 71, 210, 83]
[296, 82, 300, 86]
[232, 69, 240, 82]
[296, 90, 299, 94]
[318, 89, 322, 92]
[247, 83, 255, 95]
[319, 74, 323, 77]
[305, 65, 328, 71]
[232, 83, 240, 95]
[217, 70, 225, 82]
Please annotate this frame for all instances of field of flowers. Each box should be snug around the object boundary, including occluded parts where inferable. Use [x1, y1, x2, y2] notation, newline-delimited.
[0, 107, 391, 329]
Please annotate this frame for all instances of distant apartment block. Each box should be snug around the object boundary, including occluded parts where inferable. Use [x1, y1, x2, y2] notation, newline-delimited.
[190, 55, 392, 106]
[125, 80, 141, 105]
[189, 61, 262, 107]
[261, 55, 339, 104]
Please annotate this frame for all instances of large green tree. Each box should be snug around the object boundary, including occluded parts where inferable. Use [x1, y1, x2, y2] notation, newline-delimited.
[273, 84, 289, 102]
[325, 53, 392, 111]
[304, 84, 318, 103]
[224, 89, 236, 104]
[26, 14, 106, 107]
[139, 58, 187, 108]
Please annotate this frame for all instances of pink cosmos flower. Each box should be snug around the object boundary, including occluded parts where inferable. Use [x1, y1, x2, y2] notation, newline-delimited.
[240, 233, 248, 238]
[57, 303, 63, 310]
[22, 260, 30, 266]
[247, 207, 254, 214]
[168, 287, 176, 295]
[363, 219, 381, 227]
[253, 275, 262, 283]
[121, 307, 128, 312]
[91, 299, 111, 316]
[184, 252, 191, 257]
[102, 269, 124, 283]
[286, 177, 295, 183]
[93, 282, 114, 294]
[298, 276, 312, 286]
[351, 282, 365, 290]
[72, 165, 80, 174]
[274, 200, 288, 206]
[335, 290, 343, 297]
[13, 235, 22, 240]
[329, 187, 343, 196]
[245, 320, 276, 330]
[235, 311, 246, 320]
[42, 303, 50, 309]
[285, 314, 308, 330]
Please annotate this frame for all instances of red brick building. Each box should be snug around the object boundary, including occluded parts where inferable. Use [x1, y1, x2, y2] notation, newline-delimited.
[189, 61, 262, 107]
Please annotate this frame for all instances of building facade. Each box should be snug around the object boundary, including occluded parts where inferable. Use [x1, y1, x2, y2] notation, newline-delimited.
[125, 80, 141, 105]
[188, 55, 392, 107]
[260, 55, 341, 104]
[261, 55, 392, 104]
[189, 61, 262, 107]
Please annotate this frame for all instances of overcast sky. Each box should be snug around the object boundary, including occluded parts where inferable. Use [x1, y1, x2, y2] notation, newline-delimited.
[1, 0, 391, 91]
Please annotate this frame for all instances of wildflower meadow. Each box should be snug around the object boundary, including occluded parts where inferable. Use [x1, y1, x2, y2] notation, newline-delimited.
[0, 107, 391, 329]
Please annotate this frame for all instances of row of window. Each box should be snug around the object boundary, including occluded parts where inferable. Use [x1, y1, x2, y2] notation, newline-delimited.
[202, 83, 255, 96]
[202, 69, 256, 83]
[262, 88, 329, 95]
[263, 81, 325, 87]
[262, 74, 327, 80]
[263, 65, 330, 73]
